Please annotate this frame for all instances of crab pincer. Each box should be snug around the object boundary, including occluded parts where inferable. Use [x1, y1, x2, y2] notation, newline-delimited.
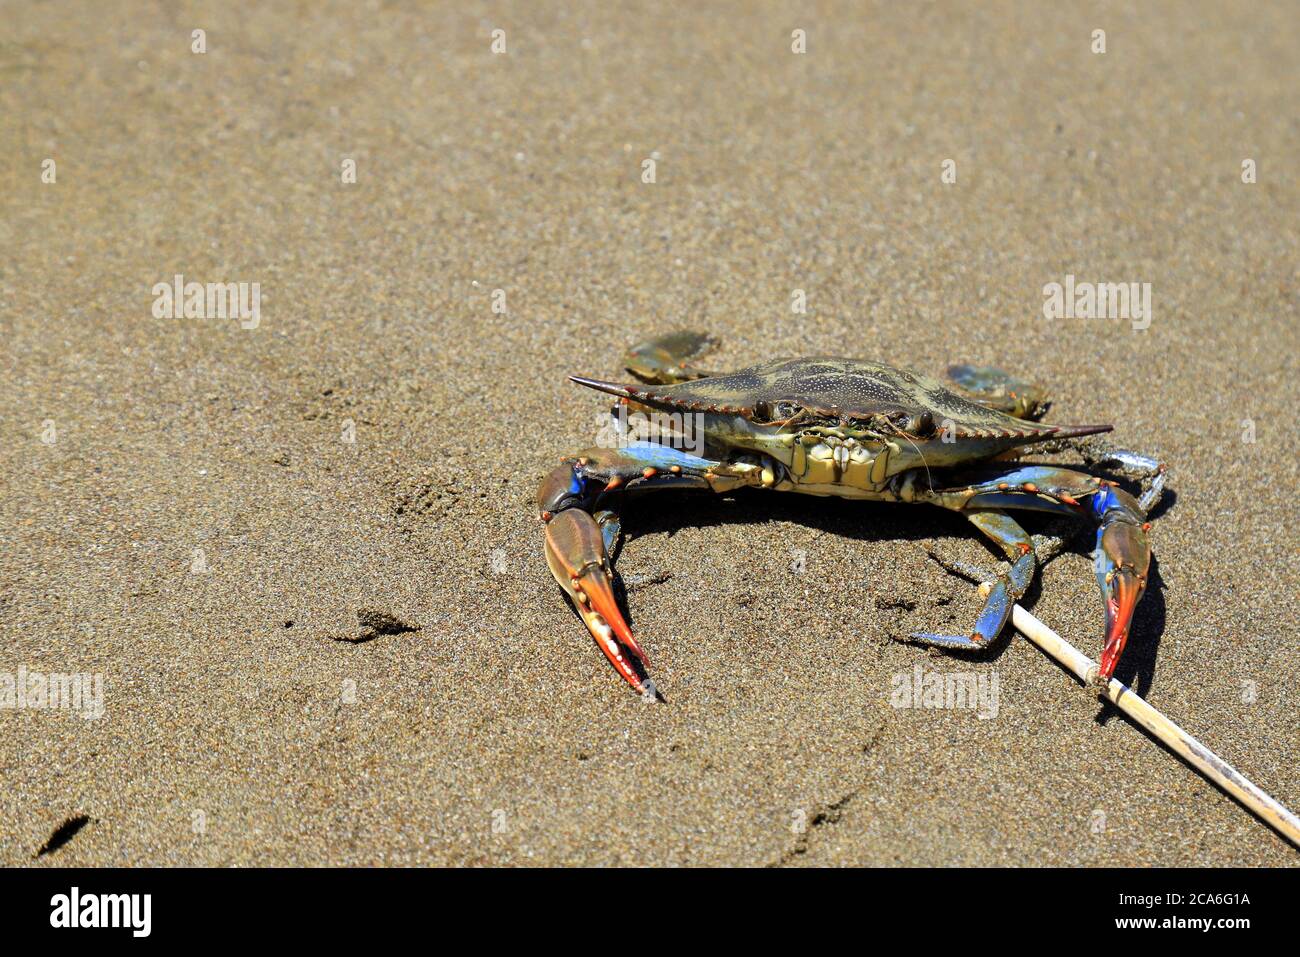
[541, 505, 657, 698]
[1091, 484, 1152, 681]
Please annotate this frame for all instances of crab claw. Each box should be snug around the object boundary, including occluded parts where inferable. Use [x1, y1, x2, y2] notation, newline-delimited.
[543, 508, 656, 696]
[1092, 486, 1151, 681]
[1098, 566, 1144, 681]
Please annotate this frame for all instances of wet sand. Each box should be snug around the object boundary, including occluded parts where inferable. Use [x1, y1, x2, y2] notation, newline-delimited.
[1, 0, 1297, 865]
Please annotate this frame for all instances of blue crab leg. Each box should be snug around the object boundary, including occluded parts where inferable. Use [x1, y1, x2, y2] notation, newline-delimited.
[946, 364, 1051, 420]
[911, 464, 1154, 680]
[1076, 443, 1168, 512]
[910, 509, 1037, 652]
[537, 443, 768, 697]
[622, 330, 720, 384]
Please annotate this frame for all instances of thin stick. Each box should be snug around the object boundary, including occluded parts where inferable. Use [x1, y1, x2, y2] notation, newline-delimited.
[1010, 604, 1300, 849]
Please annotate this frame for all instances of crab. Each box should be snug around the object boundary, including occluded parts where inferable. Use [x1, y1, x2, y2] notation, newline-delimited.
[537, 331, 1167, 699]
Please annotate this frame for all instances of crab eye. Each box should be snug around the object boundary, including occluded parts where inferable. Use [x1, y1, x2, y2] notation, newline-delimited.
[753, 400, 798, 422]
[911, 411, 936, 436]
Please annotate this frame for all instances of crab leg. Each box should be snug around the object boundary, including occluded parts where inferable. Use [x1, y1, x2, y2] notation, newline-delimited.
[910, 509, 1037, 652]
[1076, 443, 1168, 512]
[946, 363, 1051, 420]
[622, 330, 720, 384]
[537, 443, 769, 697]
[909, 464, 1154, 680]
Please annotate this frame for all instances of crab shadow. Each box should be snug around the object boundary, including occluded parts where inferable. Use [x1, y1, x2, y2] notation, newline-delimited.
[600, 483, 1169, 696]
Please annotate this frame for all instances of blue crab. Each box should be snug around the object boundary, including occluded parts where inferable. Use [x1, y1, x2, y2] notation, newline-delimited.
[537, 332, 1167, 698]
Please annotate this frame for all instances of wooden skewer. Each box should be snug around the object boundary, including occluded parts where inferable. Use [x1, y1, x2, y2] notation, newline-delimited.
[1010, 603, 1300, 849]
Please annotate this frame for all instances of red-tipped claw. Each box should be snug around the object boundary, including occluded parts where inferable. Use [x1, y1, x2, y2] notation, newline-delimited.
[543, 509, 656, 696]
[1093, 495, 1151, 681]
[1098, 566, 1144, 680]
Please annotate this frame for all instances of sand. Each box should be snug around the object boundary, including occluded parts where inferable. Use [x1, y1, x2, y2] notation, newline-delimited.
[1, 0, 1296, 866]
